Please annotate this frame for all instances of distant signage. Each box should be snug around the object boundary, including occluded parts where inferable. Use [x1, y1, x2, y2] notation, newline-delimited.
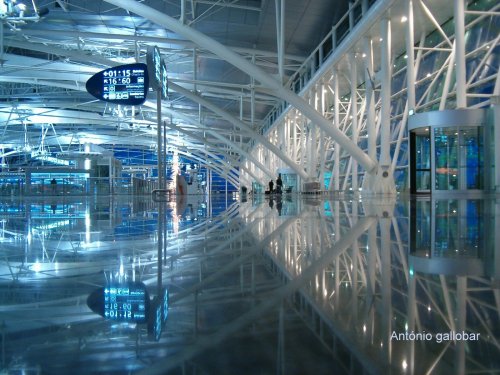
[104, 282, 148, 322]
[147, 46, 162, 90]
[86, 63, 149, 105]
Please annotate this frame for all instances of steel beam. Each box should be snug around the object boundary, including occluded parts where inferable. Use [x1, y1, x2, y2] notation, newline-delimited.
[103, 0, 378, 175]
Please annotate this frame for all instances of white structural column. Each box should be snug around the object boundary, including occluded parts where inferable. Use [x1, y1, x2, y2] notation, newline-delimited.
[333, 71, 341, 191]
[405, 0, 416, 111]
[319, 80, 326, 190]
[350, 53, 359, 191]
[454, 0, 467, 108]
[275, 0, 285, 83]
[367, 18, 396, 194]
[362, 38, 376, 191]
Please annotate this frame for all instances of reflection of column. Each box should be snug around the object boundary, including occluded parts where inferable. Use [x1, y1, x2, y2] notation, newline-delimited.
[157, 201, 164, 289]
[380, 217, 392, 363]
[407, 270, 417, 375]
[277, 302, 285, 375]
[366, 224, 377, 344]
[495, 200, 500, 284]
[351, 200, 359, 324]
[455, 276, 466, 374]
[493, 96, 500, 192]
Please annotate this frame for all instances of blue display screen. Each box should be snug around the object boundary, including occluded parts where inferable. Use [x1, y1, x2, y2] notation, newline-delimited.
[86, 63, 149, 105]
[104, 282, 147, 322]
[161, 60, 168, 99]
[147, 46, 162, 90]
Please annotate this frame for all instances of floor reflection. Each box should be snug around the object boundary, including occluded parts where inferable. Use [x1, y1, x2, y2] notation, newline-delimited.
[0, 195, 498, 374]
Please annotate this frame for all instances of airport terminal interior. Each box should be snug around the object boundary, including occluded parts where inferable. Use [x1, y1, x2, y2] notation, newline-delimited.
[0, 0, 499, 374]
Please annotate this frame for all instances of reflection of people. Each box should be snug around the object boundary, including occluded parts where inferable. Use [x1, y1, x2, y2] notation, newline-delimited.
[268, 180, 274, 193]
[50, 178, 57, 194]
[269, 198, 274, 209]
[276, 174, 283, 194]
[276, 196, 282, 216]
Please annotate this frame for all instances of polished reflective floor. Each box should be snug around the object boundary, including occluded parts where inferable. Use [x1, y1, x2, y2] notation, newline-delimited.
[0, 194, 499, 374]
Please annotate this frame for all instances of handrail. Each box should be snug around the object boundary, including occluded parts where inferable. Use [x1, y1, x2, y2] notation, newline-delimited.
[257, 0, 372, 138]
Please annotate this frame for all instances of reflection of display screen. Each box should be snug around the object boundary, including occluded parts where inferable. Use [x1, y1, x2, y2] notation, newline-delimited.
[148, 289, 169, 341]
[86, 63, 149, 105]
[104, 283, 147, 322]
[163, 288, 169, 322]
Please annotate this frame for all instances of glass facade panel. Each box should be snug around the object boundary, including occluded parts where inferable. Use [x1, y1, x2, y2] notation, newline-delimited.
[435, 128, 459, 190]
[415, 132, 431, 191]
[459, 127, 483, 189]
[434, 126, 483, 191]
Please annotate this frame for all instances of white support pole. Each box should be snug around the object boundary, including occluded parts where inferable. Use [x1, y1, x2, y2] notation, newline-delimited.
[454, 0, 467, 108]
[364, 39, 376, 161]
[362, 38, 376, 192]
[275, 0, 285, 83]
[180, 0, 185, 24]
[380, 19, 391, 166]
[439, 42, 456, 110]
[251, 54, 255, 127]
[350, 53, 359, 191]
[349, 1, 355, 31]
[367, 18, 396, 195]
[310, 91, 317, 180]
[405, 0, 416, 111]
[333, 72, 341, 192]
[319, 80, 326, 191]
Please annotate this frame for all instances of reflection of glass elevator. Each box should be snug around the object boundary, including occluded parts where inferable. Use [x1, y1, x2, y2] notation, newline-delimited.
[409, 109, 492, 196]
[409, 198, 496, 278]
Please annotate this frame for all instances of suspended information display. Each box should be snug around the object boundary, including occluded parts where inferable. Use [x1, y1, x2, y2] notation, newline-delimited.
[86, 63, 149, 105]
[104, 282, 147, 322]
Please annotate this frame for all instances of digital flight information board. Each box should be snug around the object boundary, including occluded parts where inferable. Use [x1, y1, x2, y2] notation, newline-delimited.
[86, 63, 149, 105]
[104, 282, 147, 323]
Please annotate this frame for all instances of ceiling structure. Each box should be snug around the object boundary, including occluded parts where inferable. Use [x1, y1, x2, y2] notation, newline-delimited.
[0, 0, 349, 177]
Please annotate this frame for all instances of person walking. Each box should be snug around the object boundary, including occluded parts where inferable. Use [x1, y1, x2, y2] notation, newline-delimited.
[268, 180, 274, 193]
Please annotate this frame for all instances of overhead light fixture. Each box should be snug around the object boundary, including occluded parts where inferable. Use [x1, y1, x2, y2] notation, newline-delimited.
[401, 15, 408, 23]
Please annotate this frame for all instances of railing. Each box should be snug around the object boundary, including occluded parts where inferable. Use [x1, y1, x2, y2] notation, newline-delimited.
[0, 177, 159, 196]
[256, 0, 376, 139]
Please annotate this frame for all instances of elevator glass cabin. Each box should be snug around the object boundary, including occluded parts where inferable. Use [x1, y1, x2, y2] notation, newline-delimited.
[409, 109, 492, 196]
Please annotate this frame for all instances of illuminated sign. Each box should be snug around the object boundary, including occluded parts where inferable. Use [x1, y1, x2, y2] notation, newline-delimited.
[104, 282, 148, 322]
[147, 46, 162, 90]
[86, 63, 149, 105]
[161, 60, 168, 99]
